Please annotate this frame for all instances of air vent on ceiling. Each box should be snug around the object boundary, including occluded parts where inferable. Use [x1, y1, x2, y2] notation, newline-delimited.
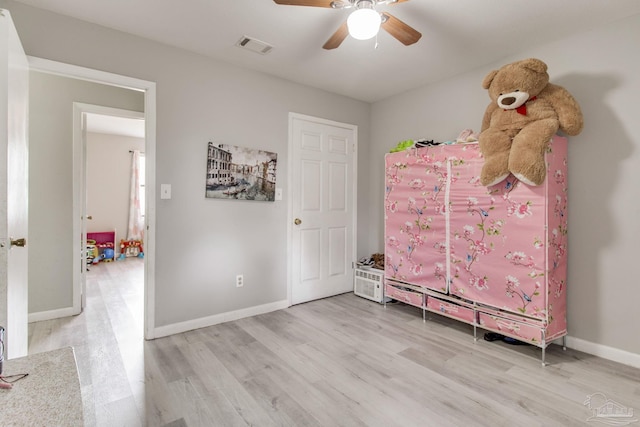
[235, 36, 274, 55]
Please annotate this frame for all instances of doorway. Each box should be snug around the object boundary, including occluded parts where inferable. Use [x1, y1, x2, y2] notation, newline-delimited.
[288, 113, 358, 305]
[29, 56, 157, 339]
[81, 108, 145, 317]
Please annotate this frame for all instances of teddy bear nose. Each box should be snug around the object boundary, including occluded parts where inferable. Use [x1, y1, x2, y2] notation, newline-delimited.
[501, 97, 516, 106]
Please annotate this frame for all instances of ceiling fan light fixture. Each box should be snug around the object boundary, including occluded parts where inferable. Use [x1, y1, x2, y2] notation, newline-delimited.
[347, 6, 381, 40]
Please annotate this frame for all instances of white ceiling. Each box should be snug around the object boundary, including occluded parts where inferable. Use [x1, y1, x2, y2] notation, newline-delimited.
[14, 0, 640, 103]
[86, 113, 144, 139]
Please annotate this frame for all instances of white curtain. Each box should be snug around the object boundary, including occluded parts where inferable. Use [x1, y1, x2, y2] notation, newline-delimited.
[127, 150, 144, 241]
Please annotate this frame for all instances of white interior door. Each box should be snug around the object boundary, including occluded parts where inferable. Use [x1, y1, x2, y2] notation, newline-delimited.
[80, 111, 87, 310]
[72, 104, 89, 314]
[0, 10, 29, 359]
[290, 114, 357, 305]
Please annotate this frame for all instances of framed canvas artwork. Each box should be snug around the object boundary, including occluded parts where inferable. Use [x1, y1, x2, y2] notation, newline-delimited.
[205, 142, 277, 201]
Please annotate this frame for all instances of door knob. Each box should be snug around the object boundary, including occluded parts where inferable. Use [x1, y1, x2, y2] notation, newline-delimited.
[10, 238, 26, 248]
[294, 218, 302, 225]
[87, 216, 93, 220]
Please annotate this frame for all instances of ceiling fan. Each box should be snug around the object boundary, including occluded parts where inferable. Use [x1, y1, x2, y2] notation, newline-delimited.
[273, 0, 422, 50]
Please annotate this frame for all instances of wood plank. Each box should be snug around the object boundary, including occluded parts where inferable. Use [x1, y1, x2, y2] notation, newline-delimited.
[26, 261, 640, 426]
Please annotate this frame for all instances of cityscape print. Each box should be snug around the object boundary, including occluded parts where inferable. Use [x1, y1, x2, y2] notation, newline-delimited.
[205, 142, 277, 201]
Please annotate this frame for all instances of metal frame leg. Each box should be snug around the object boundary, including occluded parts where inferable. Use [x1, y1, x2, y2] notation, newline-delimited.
[541, 331, 547, 367]
[473, 310, 479, 341]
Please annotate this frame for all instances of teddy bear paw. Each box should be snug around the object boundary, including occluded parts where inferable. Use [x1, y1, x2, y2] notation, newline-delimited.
[481, 172, 510, 187]
[512, 172, 539, 186]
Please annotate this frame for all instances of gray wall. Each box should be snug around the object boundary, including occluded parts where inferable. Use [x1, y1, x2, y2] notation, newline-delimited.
[2, 1, 371, 326]
[28, 71, 143, 313]
[369, 14, 640, 356]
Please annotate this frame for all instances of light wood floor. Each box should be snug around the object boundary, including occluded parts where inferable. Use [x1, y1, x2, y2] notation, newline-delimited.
[28, 259, 640, 426]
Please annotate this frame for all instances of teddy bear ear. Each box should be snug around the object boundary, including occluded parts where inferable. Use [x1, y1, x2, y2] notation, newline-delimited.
[482, 69, 499, 89]
[520, 58, 548, 74]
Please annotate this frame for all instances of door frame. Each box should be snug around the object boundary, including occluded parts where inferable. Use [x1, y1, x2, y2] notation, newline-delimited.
[28, 56, 158, 340]
[73, 103, 145, 311]
[286, 112, 358, 305]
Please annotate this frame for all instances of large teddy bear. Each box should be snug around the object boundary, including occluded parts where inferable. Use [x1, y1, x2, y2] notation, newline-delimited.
[478, 58, 583, 186]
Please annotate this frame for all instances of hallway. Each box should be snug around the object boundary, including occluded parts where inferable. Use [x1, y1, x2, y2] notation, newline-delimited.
[28, 257, 144, 425]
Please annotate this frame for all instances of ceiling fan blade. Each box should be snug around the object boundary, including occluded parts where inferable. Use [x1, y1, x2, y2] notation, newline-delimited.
[378, 0, 410, 5]
[381, 12, 422, 46]
[273, 0, 336, 7]
[323, 21, 349, 50]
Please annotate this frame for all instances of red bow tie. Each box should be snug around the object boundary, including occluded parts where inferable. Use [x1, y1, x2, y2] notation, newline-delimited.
[514, 96, 537, 115]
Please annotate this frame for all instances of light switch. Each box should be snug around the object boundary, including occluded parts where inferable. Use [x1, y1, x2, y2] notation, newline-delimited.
[161, 184, 171, 199]
[275, 188, 283, 201]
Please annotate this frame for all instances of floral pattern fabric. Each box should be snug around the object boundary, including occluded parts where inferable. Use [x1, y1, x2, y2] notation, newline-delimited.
[384, 138, 567, 339]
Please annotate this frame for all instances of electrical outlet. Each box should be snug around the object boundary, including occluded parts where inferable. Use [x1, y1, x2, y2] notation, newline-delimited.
[236, 274, 244, 288]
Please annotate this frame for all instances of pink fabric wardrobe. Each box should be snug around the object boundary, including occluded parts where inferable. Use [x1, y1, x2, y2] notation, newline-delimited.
[384, 136, 568, 364]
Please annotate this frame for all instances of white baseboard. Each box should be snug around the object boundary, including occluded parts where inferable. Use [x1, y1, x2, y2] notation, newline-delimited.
[565, 336, 640, 369]
[153, 299, 290, 339]
[28, 306, 79, 323]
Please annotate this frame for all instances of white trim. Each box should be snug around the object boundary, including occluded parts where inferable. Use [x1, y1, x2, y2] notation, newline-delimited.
[76, 104, 145, 120]
[565, 336, 640, 369]
[72, 103, 144, 315]
[28, 56, 147, 92]
[153, 300, 290, 339]
[71, 103, 83, 316]
[28, 307, 77, 323]
[27, 56, 157, 340]
[286, 112, 358, 306]
[144, 88, 157, 339]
